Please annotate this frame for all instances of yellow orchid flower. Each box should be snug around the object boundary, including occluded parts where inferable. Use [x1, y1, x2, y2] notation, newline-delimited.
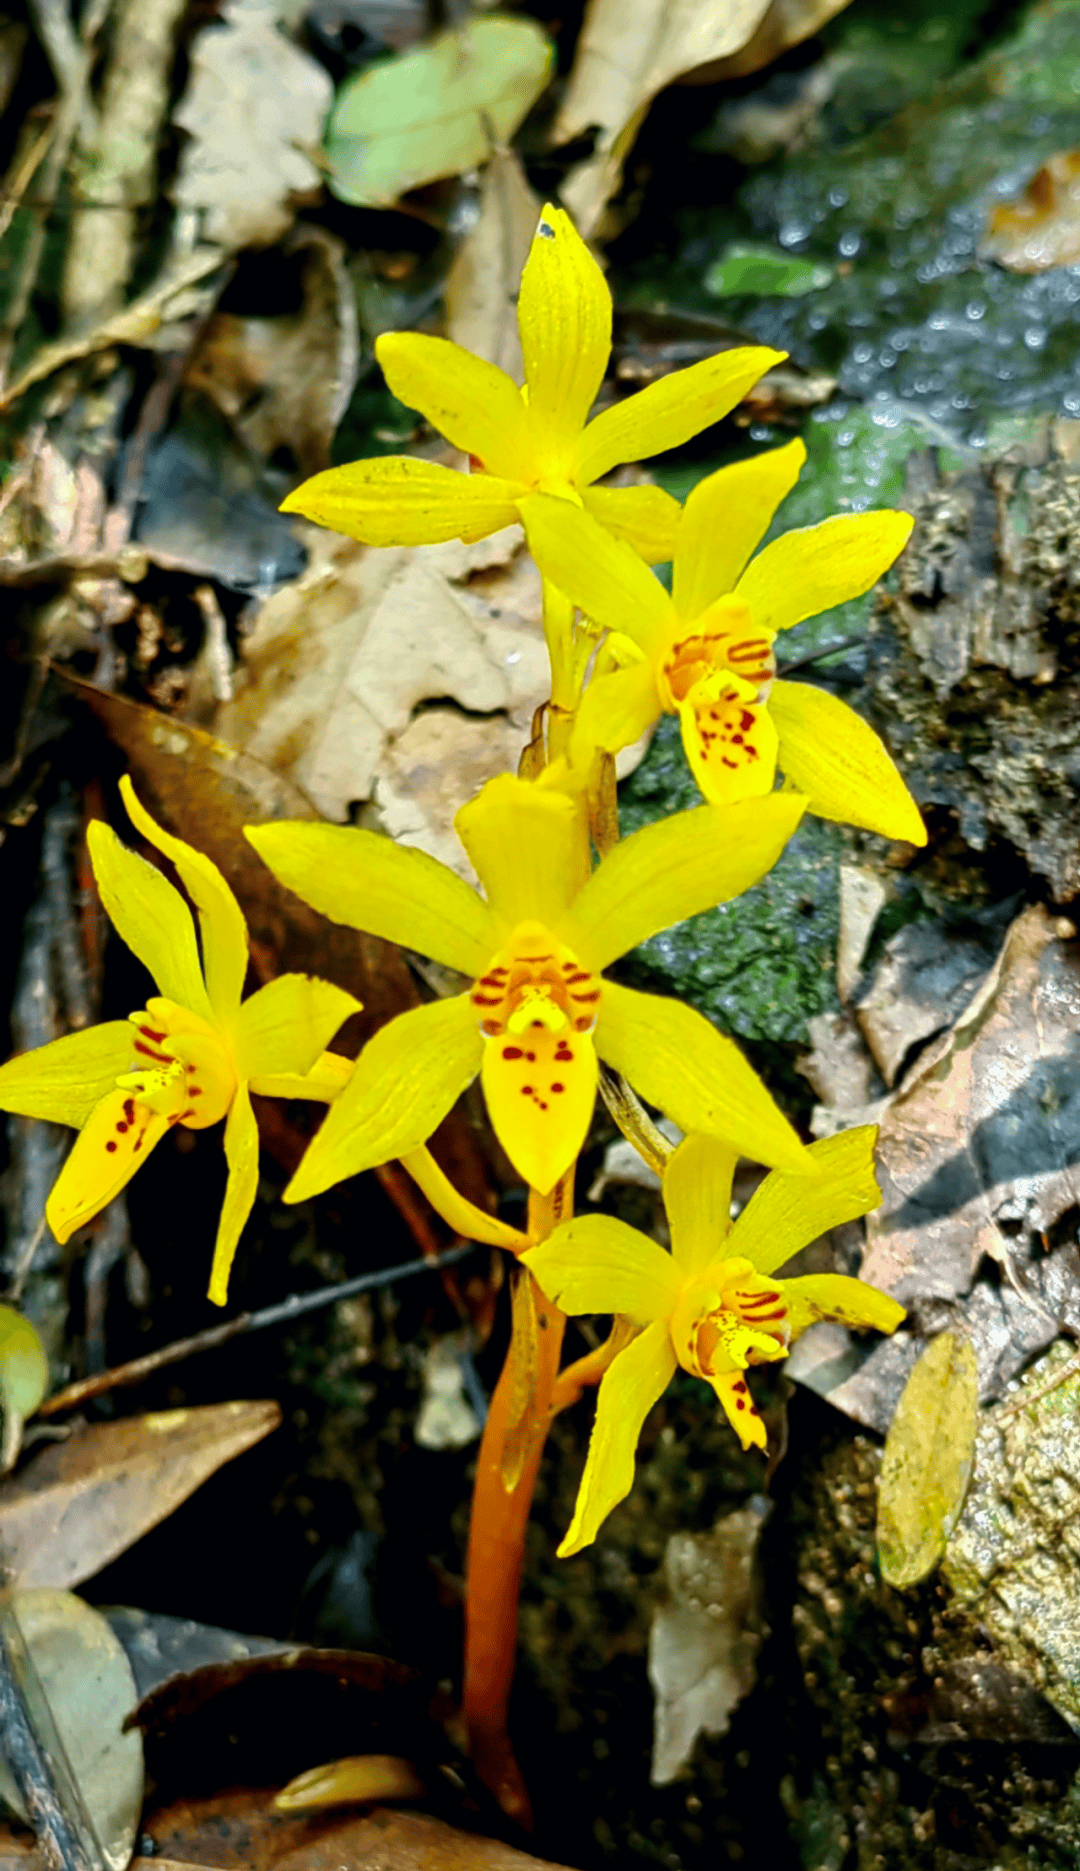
[0, 778, 359, 1306]
[277, 206, 784, 568]
[246, 770, 817, 1202]
[523, 1126, 904, 1555]
[520, 439, 926, 845]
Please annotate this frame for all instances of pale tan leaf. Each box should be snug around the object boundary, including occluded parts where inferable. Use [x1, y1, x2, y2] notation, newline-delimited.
[685, 0, 855, 83]
[876, 1333, 979, 1589]
[981, 150, 1080, 273]
[0, 1401, 281, 1589]
[0, 1590, 143, 1871]
[446, 151, 540, 383]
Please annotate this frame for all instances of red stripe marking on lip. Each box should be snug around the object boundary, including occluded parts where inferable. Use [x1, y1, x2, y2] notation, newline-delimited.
[134, 1042, 171, 1062]
[139, 1027, 167, 1043]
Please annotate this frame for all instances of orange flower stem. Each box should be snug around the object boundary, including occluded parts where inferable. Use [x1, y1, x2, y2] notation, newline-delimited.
[463, 1174, 572, 1826]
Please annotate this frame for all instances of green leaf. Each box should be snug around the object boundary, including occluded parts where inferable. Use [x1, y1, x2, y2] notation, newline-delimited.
[876, 1331, 978, 1589]
[704, 243, 834, 299]
[325, 17, 554, 209]
[0, 1305, 48, 1473]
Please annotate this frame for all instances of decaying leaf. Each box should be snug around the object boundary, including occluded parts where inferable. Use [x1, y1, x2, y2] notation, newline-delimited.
[943, 1339, 1080, 1734]
[854, 918, 996, 1088]
[325, 17, 553, 209]
[0, 1401, 281, 1589]
[215, 523, 548, 850]
[0, 1305, 48, 1474]
[139, 1789, 583, 1869]
[876, 1332, 979, 1589]
[982, 150, 1080, 273]
[446, 152, 540, 381]
[648, 1500, 770, 1785]
[0, 1590, 143, 1871]
[683, 0, 854, 83]
[173, 0, 333, 249]
[183, 231, 359, 478]
[414, 1334, 482, 1452]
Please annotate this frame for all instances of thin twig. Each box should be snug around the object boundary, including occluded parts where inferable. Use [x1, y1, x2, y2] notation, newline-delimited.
[995, 1346, 1080, 1419]
[37, 1244, 476, 1416]
[776, 634, 867, 675]
[0, 122, 55, 247]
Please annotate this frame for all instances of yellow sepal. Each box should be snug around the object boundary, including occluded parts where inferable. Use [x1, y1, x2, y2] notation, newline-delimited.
[596, 981, 812, 1174]
[233, 974, 361, 1081]
[520, 492, 673, 652]
[779, 1272, 905, 1340]
[120, 777, 248, 1016]
[769, 680, 927, 845]
[245, 820, 495, 978]
[734, 509, 914, 635]
[375, 331, 531, 481]
[86, 820, 211, 1021]
[248, 1053, 353, 1102]
[517, 205, 611, 472]
[729, 1125, 881, 1275]
[400, 1144, 529, 1251]
[285, 994, 482, 1202]
[280, 456, 522, 547]
[580, 482, 681, 564]
[0, 1023, 135, 1128]
[575, 346, 785, 486]
[523, 1214, 681, 1323]
[672, 439, 806, 618]
[207, 1083, 260, 1306]
[662, 1133, 738, 1280]
[454, 772, 588, 935]
[557, 1319, 676, 1557]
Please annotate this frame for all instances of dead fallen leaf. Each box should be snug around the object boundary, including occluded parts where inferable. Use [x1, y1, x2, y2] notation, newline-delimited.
[445, 152, 539, 383]
[274, 1756, 424, 1812]
[555, 0, 770, 234]
[682, 0, 854, 84]
[854, 918, 996, 1088]
[215, 523, 547, 840]
[648, 1499, 770, 1785]
[172, 0, 333, 249]
[982, 150, 1080, 273]
[0, 1401, 281, 1588]
[876, 1332, 979, 1589]
[0, 1590, 143, 1871]
[183, 230, 359, 478]
[140, 1791, 583, 1869]
[836, 862, 888, 1006]
[324, 17, 553, 209]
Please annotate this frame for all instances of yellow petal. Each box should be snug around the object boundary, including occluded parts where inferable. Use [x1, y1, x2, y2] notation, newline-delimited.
[207, 1084, 260, 1306]
[0, 1023, 135, 1127]
[576, 346, 785, 486]
[769, 680, 927, 845]
[780, 1272, 905, 1340]
[280, 456, 522, 547]
[663, 1133, 737, 1279]
[249, 1053, 353, 1101]
[454, 772, 587, 935]
[710, 1369, 768, 1452]
[482, 1023, 596, 1195]
[120, 777, 248, 1016]
[678, 691, 778, 804]
[285, 994, 482, 1202]
[517, 205, 611, 469]
[729, 1124, 881, 1275]
[375, 332, 532, 482]
[569, 657, 662, 767]
[519, 493, 673, 651]
[580, 483, 681, 564]
[245, 821, 494, 977]
[45, 1088, 171, 1244]
[734, 510, 914, 635]
[523, 1215, 681, 1322]
[399, 1144, 529, 1251]
[672, 439, 806, 618]
[234, 975, 361, 1080]
[596, 981, 812, 1174]
[562, 793, 806, 975]
[87, 821, 212, 1021]
[557, 1319, 676, 1556]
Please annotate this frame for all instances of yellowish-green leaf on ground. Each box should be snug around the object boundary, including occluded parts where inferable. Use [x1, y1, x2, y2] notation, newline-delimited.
[325, 17, 554, 208]
[0, 1305, 48, 1475]
[446, 149, 540, 382]
[876, 1332, 979, 1589]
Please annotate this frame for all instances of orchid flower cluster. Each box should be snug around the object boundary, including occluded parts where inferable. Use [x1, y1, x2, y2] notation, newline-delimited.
[0, 208, 912, 1593]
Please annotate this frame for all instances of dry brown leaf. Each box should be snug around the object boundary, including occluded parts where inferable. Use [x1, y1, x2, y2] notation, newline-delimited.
[216, 523, 548, 859]
[139, 1790, 583, 1870]
[445, 152, 539, 382]
[683, 0, 854, 83]
[554, 0, 772, 234]
[981, 150, 1080, 273]
[0, 1401, 281, 1589]
[183, 231, 359, 478]
[172, 0, 333, 250]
